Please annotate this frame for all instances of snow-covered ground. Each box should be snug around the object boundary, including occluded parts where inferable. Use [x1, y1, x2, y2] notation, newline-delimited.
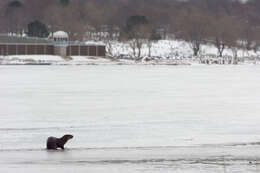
[0, 65, 260, 172]
[110, 40, 260, 59]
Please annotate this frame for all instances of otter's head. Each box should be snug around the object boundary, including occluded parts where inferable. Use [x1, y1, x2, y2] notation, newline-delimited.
[62, 134, 74, 142]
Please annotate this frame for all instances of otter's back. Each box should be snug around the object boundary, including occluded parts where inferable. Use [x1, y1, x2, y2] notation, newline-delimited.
[46, 136, 58, 149]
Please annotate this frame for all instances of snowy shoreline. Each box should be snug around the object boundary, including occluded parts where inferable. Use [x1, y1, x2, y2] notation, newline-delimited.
[0, 55, 258, 66]
[0, 55, 193, 66]
[1, 39, 260, 66]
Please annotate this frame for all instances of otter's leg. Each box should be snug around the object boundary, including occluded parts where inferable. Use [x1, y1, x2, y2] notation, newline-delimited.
[56, 143, 64, 150]
[47, 142, 58, 150]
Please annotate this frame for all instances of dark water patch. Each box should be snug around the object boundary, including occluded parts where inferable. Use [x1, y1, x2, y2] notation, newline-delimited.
[0, 143, 255, 153]
[0, 148, 46, 152]
[61, 158, 188, 165]
[0, 146, 185, 153]
[10, 158, 198, 166]
[227, 142, 260, 147]
[8, 158, 260, 167]
[0, 127, 61, 131]
[68, 145, 199, 151]
[200, 141, 260, 148]
[0, 126, 82, 132]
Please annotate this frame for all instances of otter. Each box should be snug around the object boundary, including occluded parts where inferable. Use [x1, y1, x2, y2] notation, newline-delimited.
[46, 134, 73, 150]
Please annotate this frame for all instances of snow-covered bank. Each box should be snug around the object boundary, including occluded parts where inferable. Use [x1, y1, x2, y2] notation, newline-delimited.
[104, 40, 259, 65]
[1, 54, 259, 66]
[0, 39, 259, 65]
[109, 40, 260, 59]
[0, 55, 119, 65]
[0, 55, 192, 65]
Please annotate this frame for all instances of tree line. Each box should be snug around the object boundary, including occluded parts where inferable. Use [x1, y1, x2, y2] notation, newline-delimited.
[1, 0, 260, 57]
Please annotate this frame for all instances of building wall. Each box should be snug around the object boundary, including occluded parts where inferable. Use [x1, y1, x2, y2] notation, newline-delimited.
[66, 45, 105, 56]
[0, 44, 54, 55]
[54, 46, 67, 57]
[0, 44, 105, 57]
[97, 46, 106, 56]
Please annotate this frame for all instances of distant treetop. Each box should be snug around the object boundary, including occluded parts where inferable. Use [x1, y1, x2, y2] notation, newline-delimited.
[27, 20, 49, 38]
[126, 15, 149, 32]
[8, 0, 23, 8]
[59, 0, 70, 6]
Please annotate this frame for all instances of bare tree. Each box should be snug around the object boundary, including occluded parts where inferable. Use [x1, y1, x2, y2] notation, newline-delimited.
[123, 15, 149, 59]
[240, 22, 259, 51]
[177, 8, 211, 57]
[146, 28, 161, 57]
[102, 25, 120, 56]
[209, 15, 240, 57]
[129, 25, 149, 59]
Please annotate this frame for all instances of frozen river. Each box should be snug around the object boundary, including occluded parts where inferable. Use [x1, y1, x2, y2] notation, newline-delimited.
[0, 65, 260, 172]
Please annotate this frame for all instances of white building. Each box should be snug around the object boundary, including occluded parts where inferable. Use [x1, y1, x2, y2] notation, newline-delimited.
[50, 31, 69, 46]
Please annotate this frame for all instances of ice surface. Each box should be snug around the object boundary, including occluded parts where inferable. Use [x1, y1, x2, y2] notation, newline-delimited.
[1, 145, 260, 173]
[0, 65, 260, 172]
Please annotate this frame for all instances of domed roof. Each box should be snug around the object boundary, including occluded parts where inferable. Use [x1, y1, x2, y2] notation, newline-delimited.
[53, 31, 69, 38]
